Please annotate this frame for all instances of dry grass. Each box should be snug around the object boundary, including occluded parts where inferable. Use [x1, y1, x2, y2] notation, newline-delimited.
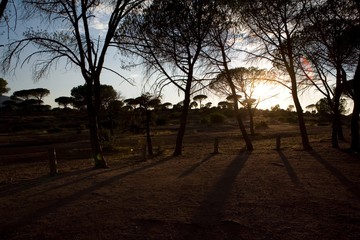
[0, 123, 360, 239]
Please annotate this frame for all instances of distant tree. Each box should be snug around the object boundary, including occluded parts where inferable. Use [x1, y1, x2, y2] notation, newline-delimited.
[31, 88, 50, 103]
[306, 104, 317, 114]
[107, 99, 124, 135]
[271, 104, 281, 112]
[205, 102, 212, 108]
[161, 102, 172, 110]
[0, 78, 10, 95]
[12, 88, 50, 108]
[12, 89, 32, 100]
[287, 105, 295, 112]
[134, 93, 161, 156]
[316, 97, 348, 118]
[55, 96, 73, 109]
[71, 84, 119, 111]
[217, 101, 229, 109]
[190, 101, 198, 109]
[2, 0, 145, 168]
[193, 94, 208, 109]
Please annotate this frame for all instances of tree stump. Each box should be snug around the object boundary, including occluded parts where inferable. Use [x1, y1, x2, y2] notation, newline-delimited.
[142, 143, 147, 161]
[48, 147, 58, 176]
[276, 135, 281, 150]
[213, 137, 219, 154]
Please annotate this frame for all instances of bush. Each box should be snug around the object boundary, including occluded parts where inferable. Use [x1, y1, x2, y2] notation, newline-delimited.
[210, 113, 225, 124]
[156, 117, 167, 126]
[255, 121, 269, 129]
[200, 117, 210, 125]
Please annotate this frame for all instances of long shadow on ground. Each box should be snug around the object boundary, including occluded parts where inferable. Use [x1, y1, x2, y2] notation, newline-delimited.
[191, 151, 251, 227]
[277, 150, 300, 185]
[308, 150, 360, 200]
[0, 156, 173, 240]
[178, 154, 216, 178]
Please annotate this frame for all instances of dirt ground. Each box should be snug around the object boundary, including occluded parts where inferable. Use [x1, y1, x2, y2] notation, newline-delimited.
[0, 124, 360, 240]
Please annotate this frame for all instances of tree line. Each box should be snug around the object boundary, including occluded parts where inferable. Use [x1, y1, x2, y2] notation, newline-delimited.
[1, 0, 359, 168]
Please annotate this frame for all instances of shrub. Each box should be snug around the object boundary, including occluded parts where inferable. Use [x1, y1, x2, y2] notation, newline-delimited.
[210, 113, 225, 124]
[200, 117, 210, 125]
[156, 117, 167, 126]
[255, 121, 269, 129]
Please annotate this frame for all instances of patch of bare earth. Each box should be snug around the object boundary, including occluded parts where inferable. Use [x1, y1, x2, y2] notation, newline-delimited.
[0, 125, 360, 239]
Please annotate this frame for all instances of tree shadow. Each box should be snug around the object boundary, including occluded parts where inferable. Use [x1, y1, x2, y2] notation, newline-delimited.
[0, 156, 174, 239]
[0, 156, 153, 198]
[191, 151, 251, 227]
[178, 154, 216, 178]
[277, 151, 300, 185]
[308, 150, 360, 200]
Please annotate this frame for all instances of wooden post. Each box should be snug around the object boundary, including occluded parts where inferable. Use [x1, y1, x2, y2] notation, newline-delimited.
[213, 137, 219, 154]
[142, 143, 147, 161]
[276, 135, 281, 150]
[48, 147, 58, 176]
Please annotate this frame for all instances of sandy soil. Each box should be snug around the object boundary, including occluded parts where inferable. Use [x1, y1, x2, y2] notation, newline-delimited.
[0, 125, 360, 239]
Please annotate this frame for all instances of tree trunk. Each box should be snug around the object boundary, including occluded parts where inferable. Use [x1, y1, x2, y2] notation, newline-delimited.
[230, 85, 253, 151]
[290, 73, 312, 150]
[146, 109, 153, 156]
[173, 81, 192, 156]
[86, 80, 108, 168]
[351, 55, 360, 151]
[235, 109, 253, 150]
[0, 0, 8, 21]
[248, 106, 255, 135]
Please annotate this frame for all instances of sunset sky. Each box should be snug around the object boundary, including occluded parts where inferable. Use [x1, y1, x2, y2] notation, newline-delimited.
[0, 3, 337, 111]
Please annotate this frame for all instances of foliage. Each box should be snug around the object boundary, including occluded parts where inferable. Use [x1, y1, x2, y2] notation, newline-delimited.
[0, 78, 10, 95]
[255, 121, 269, 130]
[210, 112, 226, 124]
[70, 84, 120, 110]
[55, 96, 73, 109]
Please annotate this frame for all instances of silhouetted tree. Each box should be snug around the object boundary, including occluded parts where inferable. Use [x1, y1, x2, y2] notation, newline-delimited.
[298, 0, 358, 147]
[1, 0, 145, 168]
[0, 78, 9, 95]
[240, 0, 312, 150]
[193, 94, 207, 109]
[134, 93, 161, 156]
[118, 0, 219, 156]
[55, 96, 73, 109]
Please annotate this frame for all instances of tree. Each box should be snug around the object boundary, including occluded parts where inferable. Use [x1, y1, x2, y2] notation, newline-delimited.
[306, 104, 317, 114]
[201, 1, 253, 150]
[211, 67, 271, 135]
[240, 0, 312, 150]
[346, 0, 360, 151]
[189, 101, 198, 109]
[217, 101, 229, 109]
[31, 88, 50, 103]
[193, 94, 207, 109]
[55, 96, 73, 109]
[0, 0, 8, 21]
[12, 88, 50, 103]
[316, 97, 348, 119]
[134, 93, 161, 156]
[118, 0, 218, 156]
[161, 102, 172, 110]
[1, 0, 145, 168]
[0, 78, 9, 95]
[298, 0, 358, 148]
